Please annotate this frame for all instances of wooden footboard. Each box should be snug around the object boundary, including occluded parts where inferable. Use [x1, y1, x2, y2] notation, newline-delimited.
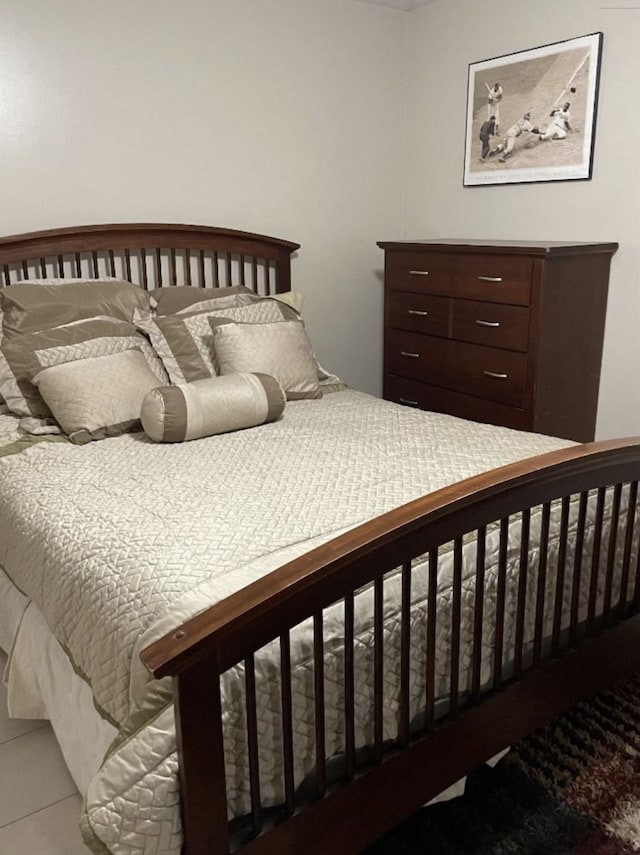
[143, 438, 640, 855]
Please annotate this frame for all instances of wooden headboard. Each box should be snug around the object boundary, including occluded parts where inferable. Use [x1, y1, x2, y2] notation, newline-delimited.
[0, 223, 300, 295]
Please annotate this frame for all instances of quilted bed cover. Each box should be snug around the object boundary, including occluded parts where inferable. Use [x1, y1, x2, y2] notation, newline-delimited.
[0, 391, 572, 855]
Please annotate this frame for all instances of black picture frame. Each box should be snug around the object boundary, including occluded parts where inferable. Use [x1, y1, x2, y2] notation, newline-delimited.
[463, 33, 603, 186]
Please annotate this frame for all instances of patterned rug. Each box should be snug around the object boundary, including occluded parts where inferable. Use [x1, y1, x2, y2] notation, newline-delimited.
[366, 675, 640, 854]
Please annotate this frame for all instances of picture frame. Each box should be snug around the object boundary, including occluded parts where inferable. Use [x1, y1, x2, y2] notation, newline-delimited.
[463, 32, 603, 187]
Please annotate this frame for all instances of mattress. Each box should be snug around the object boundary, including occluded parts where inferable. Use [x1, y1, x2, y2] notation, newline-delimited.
[0, 394, 575, 854]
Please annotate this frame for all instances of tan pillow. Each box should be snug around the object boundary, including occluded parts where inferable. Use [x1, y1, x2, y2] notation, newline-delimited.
[141, 373, 285, 442]
[0, 317, 168, 424]
[150, 285, 254, 316]
[137, 300, 289, 384]
[211, 319, 321, 400]
[0, 278, 154, 341]
[33, 349, 162, 444]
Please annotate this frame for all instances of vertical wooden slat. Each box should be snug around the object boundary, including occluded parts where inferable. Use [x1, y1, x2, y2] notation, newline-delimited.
[552, 496, 571, 653]
[603, 485, 622, 624]
[40, 256, 47, 276]
[619, 482, 639, 615]
[344, 593, 355, 781]
[373, 576, 384, 763]
[57, 255, 64, 276]
[140, 248, 148, 290]
[225, 253, 233, 287]
[399, 562, 411, 746]
[198, 250, 206, 288]
[109, 250, 116, 277]
[252, 257, 258, 293]
[213, 252, 220, 286]
[91, 251, 99, 278]
[240, 255, 247, 285]
[425, 548, 438, 731]
[514, 509, 531, 679]
[175, 662, 229, 855]
[21, 260, 29, 278]
[313, 612, 326, 796]
[449, 538, 463, 715]
[533, 502, 551, 667]
[125, 248, 132, 282]
[632, 502, 640, 613]
[170, 248, 177, 286]
[3, 266, 10, 286]
[244, 654, 262, 835]
[587, 487, 606, 629]
[570, 492, 589, 643]
[471, 526, 486, 701]
[492, 518, 509, 689]
[155, 248, 162, 286]
[185, 249, 192, 287]
[279, 632, 295, 815]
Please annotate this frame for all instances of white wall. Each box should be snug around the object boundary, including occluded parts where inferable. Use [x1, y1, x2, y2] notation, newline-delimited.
[0, 0, 408, 395]
[403, 0, 640, 439]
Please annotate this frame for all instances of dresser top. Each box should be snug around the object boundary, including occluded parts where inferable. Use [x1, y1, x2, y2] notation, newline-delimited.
[377, 239, 619, 257]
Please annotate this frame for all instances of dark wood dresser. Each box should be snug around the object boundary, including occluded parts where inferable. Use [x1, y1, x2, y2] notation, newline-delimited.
[378, 240, 618, 442]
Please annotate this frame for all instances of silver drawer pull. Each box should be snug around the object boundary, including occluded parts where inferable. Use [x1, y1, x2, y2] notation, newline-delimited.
[407, 309, 429, 316]
[409, 269, 430, 276]
[399, 397, 419, 407]
[400, 351, 420, 358]
[476, 319, 500, 327]
[483, 370, 508, 379]
[477, 275, 503, 282]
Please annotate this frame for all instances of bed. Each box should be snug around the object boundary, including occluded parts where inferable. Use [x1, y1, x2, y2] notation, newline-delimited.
[0, 222, 639, 855]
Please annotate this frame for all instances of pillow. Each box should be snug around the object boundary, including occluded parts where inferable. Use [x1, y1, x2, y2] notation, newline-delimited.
[150, 285, 255, 316]
[137, 299, 289, 384]
[141, 373, 285, 442]
[0, 317, 168, 423]
[211, 319, 321, 400]
[32, 349, 162, 444]
[0, 278, 154, 341]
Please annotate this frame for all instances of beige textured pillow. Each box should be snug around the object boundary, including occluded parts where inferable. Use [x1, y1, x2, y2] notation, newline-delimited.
[211, 319, 321, 400]
[136, 300, 289, 384]
[0, 278, 154, 340]
[141, 373, 285, 442]
[33, 350, 162, 444]
[0, 317, 168, 423]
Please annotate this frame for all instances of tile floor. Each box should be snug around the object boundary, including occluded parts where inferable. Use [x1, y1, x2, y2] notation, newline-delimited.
[0, 649, 90, 854]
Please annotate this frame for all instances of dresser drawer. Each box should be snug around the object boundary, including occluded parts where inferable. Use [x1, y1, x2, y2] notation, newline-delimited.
[446, 339, 527, 406]
[386, 251, 455, 295]
[386, 291, 451, 337]
[384, 374, 528, 430]
[451, 300, 530, 351]
[385, 329, 449, 382]
[385, 330, 527, 407]
[452, 254, 532, 305]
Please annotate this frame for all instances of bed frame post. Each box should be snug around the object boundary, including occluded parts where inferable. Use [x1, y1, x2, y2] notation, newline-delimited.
[174, 659, 230, 855]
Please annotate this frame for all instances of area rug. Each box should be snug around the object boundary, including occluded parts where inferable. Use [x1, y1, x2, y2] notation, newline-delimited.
[366, 674, 640, 854]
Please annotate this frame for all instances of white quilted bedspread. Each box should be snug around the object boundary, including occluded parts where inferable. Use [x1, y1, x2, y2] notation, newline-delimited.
[0, 393, 572, 854]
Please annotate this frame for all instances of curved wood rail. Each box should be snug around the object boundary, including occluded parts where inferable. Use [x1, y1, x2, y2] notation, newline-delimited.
[0, 223, 299, 293]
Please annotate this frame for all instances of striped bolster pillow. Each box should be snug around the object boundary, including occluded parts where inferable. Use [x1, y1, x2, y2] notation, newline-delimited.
[140, 373, 285, 443]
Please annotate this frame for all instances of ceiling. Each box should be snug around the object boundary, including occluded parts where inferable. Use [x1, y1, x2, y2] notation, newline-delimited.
[355, 0, 434, 10]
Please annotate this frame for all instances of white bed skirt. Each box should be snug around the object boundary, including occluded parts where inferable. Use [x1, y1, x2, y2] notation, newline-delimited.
[0, 564, 117, 793]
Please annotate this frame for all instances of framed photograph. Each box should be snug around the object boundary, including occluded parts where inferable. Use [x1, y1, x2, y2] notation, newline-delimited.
[463, 32, 603, 186]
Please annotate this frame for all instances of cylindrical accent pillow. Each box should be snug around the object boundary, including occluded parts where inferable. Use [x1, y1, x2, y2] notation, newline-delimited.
[140, 373, 285, 442]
